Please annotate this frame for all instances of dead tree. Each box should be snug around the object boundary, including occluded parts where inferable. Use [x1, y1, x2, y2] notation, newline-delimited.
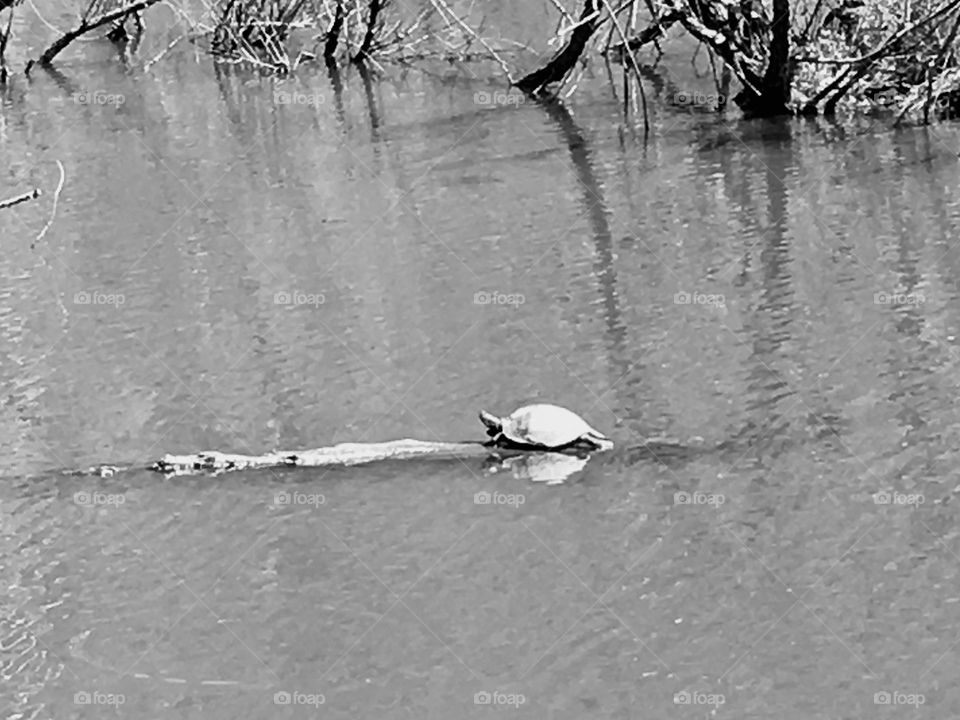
[737, 0, 791, 114]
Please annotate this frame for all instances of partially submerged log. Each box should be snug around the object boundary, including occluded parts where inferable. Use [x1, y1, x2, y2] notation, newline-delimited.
[56, 434, 706, 481]
[151, 439, 494, 474]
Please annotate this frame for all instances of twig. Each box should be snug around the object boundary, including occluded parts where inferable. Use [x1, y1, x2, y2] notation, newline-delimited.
[923, 60, 934, 124]
[561, 61, 587, 97]
[0, 187, 41, 210]
[353, 0, 380, 61]
[794, 52, 913, 64]
[0, 10, 12, 84]
[599, 0, 648, 137]
[546, 0, 574, 25]
[605, 9, 682, 57]
[80, 0, 99, 24]
[555, 5, 603, 38]
[806, 0, 960, 113]
[323, 0, 343, 61]
[670, 6, 763, 97]
[798, 0, 827, 45]
[893, 9, 960, 124]
[924, 9, 960, 120]
[429, 0, 514, 82]
[32, 160, 65, 247]
[142, 29, 187, 70]
[24, 0, 63, 34]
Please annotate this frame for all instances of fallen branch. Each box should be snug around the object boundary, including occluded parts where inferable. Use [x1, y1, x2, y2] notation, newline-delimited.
[0, 187, 41, 210]
[25, 0, 163, 72]
[152, 440, 494, 474]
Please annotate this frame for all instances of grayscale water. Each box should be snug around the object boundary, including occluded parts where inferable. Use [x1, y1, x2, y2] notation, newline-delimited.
[2, 9, 960, 718]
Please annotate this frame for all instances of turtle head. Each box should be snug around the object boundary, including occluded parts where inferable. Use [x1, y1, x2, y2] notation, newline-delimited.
[478, 410, 503, 438]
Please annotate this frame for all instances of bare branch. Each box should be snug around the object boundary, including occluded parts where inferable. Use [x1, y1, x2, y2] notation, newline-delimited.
[515, 0, 599, 94]
[804, 0, 960, 113]
[26, 0, 164, 72]
[429, 0, 514, 82]
[0, 187, 41, 211]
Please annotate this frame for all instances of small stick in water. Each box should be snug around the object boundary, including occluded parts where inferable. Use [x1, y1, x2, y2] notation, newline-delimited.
[0, 187, 41, 210]
[31, 160, 65, 248]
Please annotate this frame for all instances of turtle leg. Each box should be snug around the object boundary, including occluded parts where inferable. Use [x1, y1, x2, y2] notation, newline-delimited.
[494, 434, 529, 450]
[556, 437, 599, 454]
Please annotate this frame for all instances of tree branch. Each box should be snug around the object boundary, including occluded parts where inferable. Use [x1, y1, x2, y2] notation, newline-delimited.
[0, 187, 40, 210]
[353, 0, 382, 62]
[804, 0, 960, 113]
[26, 0, 163, 72]
[515, 0, 599, 94]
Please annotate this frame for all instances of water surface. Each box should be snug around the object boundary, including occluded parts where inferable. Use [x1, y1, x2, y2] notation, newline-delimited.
[3, 20, 960, 719]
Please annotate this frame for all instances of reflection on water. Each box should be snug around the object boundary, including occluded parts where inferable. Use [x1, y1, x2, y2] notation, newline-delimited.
[2, 25, 960, 719]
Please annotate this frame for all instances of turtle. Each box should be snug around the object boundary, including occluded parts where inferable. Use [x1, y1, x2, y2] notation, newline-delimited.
[478, 404, 613, 451]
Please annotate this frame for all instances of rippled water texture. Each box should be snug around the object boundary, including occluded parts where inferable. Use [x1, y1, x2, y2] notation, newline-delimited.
[3, 9, 960, 718]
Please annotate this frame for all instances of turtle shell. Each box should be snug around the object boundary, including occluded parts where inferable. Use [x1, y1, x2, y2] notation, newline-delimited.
[501, 404, 604, 448]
